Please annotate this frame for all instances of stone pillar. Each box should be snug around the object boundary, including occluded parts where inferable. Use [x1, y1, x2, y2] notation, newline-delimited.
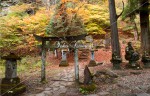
[59, 49, 69, 67]
[91, 50, 94, 60]
[88, 50, 97, 67]
[1, 53, 26, 96]
[54, 48, 58, 58]
[74, 48, 79, 82]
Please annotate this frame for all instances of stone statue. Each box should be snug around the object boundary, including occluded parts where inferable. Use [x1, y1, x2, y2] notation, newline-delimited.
[125, 42, 140, 69]
[125, 42, 134, 60]
[142, 51, 150, 68]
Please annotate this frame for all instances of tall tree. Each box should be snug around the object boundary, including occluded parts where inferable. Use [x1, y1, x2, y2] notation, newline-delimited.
[46, 0, 85, 37]
[139, 0, 150, 53]
[108, 0, 121, 56]
[122, 0, 139, 41]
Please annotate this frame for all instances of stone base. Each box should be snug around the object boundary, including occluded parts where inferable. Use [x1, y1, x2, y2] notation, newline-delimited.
[88, 60, 97, 67]
[59, 60, 69, 67]
[144, 62, 150, 68]
[126, 61, 141, 70]
[112, 63, 121, 70]
[0, 77, 26, 96]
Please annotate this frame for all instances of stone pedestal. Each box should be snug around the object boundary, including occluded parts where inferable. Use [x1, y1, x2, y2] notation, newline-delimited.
[142, 52, 150, 68]
[59, 50, 69, 67]
[143, 62, 150, 68]
[112, 59, 122, 69]
[88, 50, 97, 67]
[0, 53, 26, 96]
[126, 61, 140, 69]
[110, 52, 122, 70]
[1, 77, 26, 96]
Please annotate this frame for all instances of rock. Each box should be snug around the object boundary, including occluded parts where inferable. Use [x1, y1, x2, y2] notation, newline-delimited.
[43, 91, 52, 95]
[52, 82, 60, 87]
[136, 93, 150, 96]
[59, 85, 65, 88]
[28, 94, 36, 96]
[94, 68, 118, 78]
[58, 88, 67, 94]
[122, 93, 137, 96]
[53, 87, 59, 91]
[59, 82, 67, 86]
[84, 65, 92, 85]
[147, 87, 150, 93]
[86, 94, 98, 96]
[97, 91, 110, 96]
[130, 72, 142, 75]
[117, 84, 130, 89]
[93, 68, 118, 84]
[45, 88, 52, 91]
[131, 87, 143, 93]
[35, 93, 45, 96]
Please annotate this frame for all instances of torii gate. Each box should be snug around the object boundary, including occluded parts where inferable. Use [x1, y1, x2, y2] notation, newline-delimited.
[33, 34, 87, 83]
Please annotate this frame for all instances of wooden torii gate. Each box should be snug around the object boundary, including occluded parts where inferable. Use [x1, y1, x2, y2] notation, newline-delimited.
[33, 34, 87, 82]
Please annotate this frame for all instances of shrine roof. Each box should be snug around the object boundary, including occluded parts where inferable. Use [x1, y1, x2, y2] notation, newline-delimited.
[33, 34, 87, 41]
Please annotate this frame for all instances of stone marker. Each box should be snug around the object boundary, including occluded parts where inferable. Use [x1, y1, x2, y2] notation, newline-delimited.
[84, 65, 92, 85]
[59, 49, 69, 67]
[0, 53, 26, 96]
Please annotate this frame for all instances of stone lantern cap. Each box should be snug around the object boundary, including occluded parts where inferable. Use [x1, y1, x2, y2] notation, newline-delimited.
[90, 49, 98, 52]
[61, 48, 68, 51]
[1, 53, 21, 60]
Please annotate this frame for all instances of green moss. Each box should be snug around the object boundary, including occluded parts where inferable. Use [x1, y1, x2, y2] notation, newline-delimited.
[79, 83, 96, 94]
[1, 77, 20, 84]
[1, 84, 26, 96]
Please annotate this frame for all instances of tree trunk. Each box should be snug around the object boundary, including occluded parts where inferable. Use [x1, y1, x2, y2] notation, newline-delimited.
[41, 40, 46, 82]
[139, 0, 150, 53]
[108, 0, 121, 56]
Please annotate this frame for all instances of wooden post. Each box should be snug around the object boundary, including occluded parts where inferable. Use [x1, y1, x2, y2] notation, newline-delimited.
[74, 48, 79, 82]
[41, 40, 46, 82]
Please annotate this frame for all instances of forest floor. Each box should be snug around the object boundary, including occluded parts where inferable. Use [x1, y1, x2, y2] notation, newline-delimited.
[19, 45, 150, 96]
[1, 34, 150, 96]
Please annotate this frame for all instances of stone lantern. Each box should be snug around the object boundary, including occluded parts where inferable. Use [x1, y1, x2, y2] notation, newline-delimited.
[0, 53, 26, 96]
[59, 48, 69, 66]
[88, 49, 98, 67]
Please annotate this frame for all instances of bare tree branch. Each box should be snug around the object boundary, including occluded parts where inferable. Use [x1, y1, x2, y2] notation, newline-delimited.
[116, 1, 124, 19]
